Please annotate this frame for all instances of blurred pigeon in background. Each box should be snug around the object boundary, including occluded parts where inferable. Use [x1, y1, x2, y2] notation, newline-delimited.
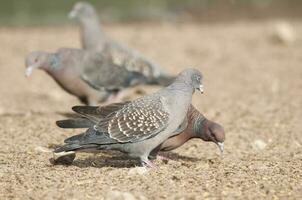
[54, 69, 203, 167]
[69, 1, 174, 85]
[25, 48, 173, 105]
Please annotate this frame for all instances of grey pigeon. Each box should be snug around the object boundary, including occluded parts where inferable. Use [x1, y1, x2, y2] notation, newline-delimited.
[54, 68, 203, 167]
[25, 48, 166, 105]
[69, 1, 174, 85]
[55, 105, 224, 165]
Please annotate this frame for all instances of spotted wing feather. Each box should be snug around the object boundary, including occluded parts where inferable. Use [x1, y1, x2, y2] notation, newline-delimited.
[96, 96, 169, 143]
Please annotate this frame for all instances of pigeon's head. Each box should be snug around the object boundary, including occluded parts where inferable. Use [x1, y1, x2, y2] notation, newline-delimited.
[177, 68, 203, 93]
[195, 119, 225, 153]
[69, 2, 97, 20]
[25, 51, 58, 77]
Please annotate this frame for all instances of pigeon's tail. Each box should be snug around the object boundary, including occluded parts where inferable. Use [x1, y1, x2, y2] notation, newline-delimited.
[56, 103, 128, 130]
[54, 143, 99, 153]
[56, 118, 94, 129]
[55, 128, 118, 154]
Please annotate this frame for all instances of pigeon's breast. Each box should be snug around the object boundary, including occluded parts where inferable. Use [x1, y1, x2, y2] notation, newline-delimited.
[160, 92, 192, 125]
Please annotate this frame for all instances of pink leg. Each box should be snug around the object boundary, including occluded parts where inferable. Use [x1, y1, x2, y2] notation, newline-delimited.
[141, 159, 157, 168]
[157, 155, 170, 161]
[102, 90, 130, 105]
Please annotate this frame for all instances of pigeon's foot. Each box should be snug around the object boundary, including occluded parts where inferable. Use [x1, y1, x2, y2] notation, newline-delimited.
[104, 90, 131, 105]
[148, 153, 170, 162]
[157, 155, 170, 161]
[141, 160, 157, 169]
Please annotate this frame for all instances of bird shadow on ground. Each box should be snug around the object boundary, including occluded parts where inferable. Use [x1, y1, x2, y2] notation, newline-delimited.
[72, 155, 140, 169]
[160, 152, 201, 162]
[51, 151, 140, 168]
[51, 150, 202, 169]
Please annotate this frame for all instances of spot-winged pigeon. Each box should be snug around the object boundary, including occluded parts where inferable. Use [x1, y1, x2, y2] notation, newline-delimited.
[54, 68, 203, 167]
[69, 1, 174, 85]
[55, 105, 224, 164]
[25, 48, 173, 105]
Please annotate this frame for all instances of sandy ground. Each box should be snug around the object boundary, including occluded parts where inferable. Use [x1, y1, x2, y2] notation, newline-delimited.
[0, 20, 302, 200]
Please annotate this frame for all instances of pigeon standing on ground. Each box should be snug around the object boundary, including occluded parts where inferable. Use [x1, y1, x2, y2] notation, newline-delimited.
[54, 68, 203, 167]
[25, 48, 170, 105]
[69, 1, 174, 85]
[55, 105, 225, 164]
[69, 1, 106, 51]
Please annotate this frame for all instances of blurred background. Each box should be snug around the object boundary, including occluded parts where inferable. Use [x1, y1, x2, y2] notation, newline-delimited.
[0, 0, 301, 26]
[1, 1, 302, 200]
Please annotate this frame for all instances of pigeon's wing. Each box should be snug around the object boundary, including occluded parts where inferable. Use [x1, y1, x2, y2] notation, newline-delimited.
[105, 44, 156, 78]
[95, 96, 170, 143]
[56, 117, 94, 129]
[107, 45, 176, 86]
[64, 128, 118, 145]
[71, 101, 131, 123]
[54, 128, 119, 153]
[81, 53, 135, 91]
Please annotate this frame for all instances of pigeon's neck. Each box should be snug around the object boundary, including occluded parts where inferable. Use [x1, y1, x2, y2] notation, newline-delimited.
[187, 106, 206, 138]
[80, 16, 107, 50]
[167, 81, 194, 94]
[158, 107, 204, 152]
[44, 53, 61, 73]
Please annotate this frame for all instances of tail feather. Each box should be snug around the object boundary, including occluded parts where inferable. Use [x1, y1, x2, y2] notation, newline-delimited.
[56, 118, 94, 129]
[64, 128, 117, 145]
[72, 101, 129, 121]
[54, 143, 99, 153]
[71, 106, 101, 123]
[54, 143, 82, 153]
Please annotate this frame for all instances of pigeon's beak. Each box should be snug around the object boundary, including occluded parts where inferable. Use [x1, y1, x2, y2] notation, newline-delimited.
[68, 10, 77, 19]
[25, 65, 37, 77]
[217, 142, 224, 153]
[197, 84, 204, 94]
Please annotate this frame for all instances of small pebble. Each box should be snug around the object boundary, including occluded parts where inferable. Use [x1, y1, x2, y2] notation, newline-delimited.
[252, 139, 267, 150]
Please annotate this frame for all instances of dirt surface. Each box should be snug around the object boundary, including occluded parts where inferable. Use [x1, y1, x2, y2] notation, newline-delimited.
[0, 21, 302, 200]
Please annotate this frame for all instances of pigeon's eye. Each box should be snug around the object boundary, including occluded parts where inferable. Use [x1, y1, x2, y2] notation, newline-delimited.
[196, 76, 201, 82]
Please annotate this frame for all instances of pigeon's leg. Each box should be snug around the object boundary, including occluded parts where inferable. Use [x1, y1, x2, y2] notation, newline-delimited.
[148, 150, 172, 162]
[86, 91, 110, 106]
[149, 146, 170, 161]
[97, 91, 111, 103]
[141, 160, 157, 168]
[149, 153, 170, 162]
[87, 98, 99, 106]
[104, 89, 134, 104]
[104, 94, 118, 104]
[157, 154, 170, 161]
[113, 90, 130, 102]
[140, 155, 157, 168]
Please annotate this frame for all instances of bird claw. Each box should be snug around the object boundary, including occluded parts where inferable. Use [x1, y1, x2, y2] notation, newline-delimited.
[141, 160, 157, 169]
[157, 155, 170, 161]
